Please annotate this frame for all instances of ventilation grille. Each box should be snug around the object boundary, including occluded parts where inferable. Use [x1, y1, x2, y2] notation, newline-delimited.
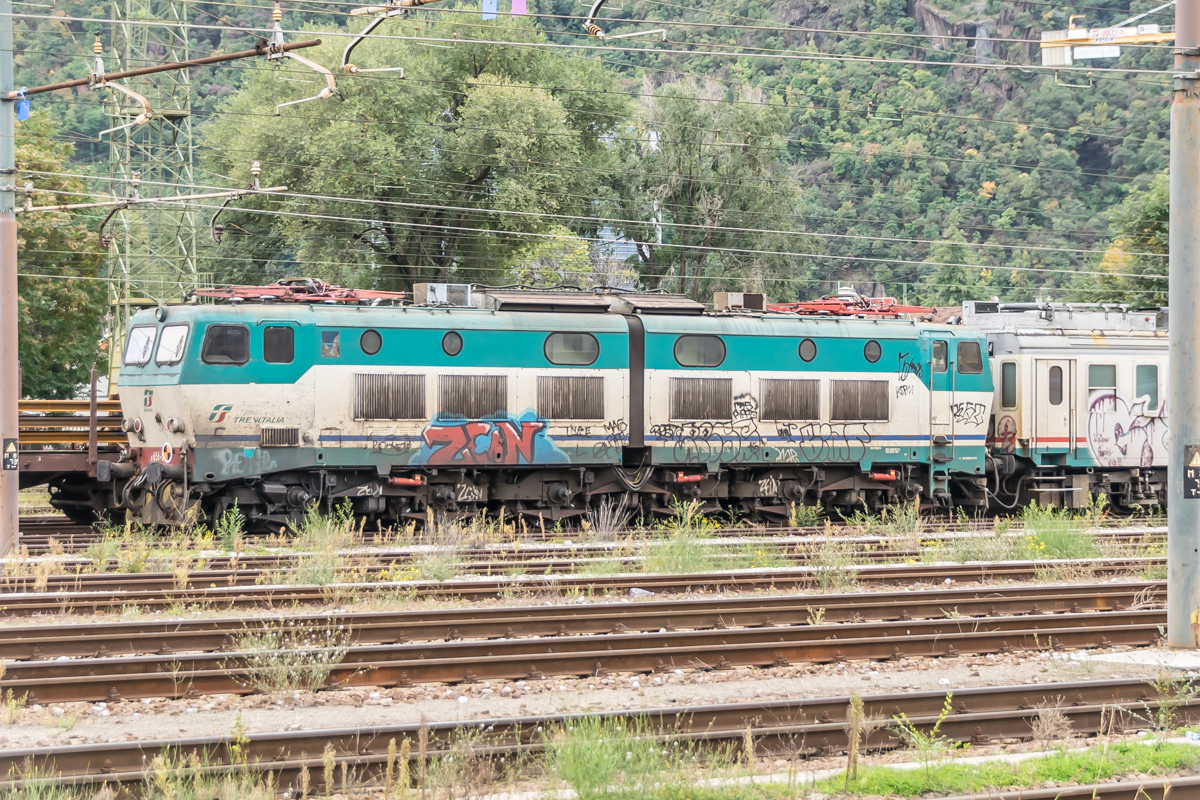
[537, 376, 604, 420]
[830, 380, 889, 422]
[670, 377, 732, 420]
[354, 374, 426, 420]
[259, 426, 300, 447]
[438, 375, 507, 419]
[760, 379, 819, 421]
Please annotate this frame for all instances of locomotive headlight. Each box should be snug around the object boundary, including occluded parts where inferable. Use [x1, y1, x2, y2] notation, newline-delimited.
[121, 418, 136, 433]
[166, 418, 185, 433]
[131, 418, 144, 436]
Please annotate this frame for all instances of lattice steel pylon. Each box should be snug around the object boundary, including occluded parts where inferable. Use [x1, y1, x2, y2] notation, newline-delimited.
[104, 0, 203, 379]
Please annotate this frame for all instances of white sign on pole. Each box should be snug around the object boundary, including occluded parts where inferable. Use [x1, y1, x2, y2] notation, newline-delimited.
[1073, 44, 1122, 59]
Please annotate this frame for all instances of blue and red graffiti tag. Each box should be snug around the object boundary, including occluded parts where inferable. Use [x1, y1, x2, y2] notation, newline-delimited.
[415, 412, 568, 466]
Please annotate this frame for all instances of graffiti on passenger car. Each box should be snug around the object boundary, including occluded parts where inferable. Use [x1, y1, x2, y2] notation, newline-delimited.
[1087, 391, 1168, 468]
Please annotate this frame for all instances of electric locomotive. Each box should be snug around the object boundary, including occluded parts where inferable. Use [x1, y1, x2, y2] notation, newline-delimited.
[83, 281, 995, 529]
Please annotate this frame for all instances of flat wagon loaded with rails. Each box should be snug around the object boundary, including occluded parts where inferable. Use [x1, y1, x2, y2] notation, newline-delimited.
[48, 279, 1167, 529]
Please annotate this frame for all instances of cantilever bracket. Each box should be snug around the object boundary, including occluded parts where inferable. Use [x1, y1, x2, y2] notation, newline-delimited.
[343, 7, 408, 76]
[583, 0, 607, 38]
[209, 162, 288, 244]
[269, 2, 337, 113]
[91, 36, 153, 137]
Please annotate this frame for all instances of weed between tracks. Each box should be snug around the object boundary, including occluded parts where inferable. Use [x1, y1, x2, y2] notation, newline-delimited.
[227, 618, 352, 696]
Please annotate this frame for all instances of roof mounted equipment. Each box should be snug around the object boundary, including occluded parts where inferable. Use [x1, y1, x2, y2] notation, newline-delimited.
[192, 277, 406, 305]
[768, 288, 932, 319]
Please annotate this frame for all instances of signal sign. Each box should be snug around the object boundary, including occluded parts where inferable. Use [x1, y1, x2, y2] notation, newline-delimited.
[1186, 446, 1200, 499]
[2, 439, 16, 471]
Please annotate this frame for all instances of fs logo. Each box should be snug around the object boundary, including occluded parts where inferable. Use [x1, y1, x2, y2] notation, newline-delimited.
[209, 404, 233, 423]
[142, 389, 153, 409]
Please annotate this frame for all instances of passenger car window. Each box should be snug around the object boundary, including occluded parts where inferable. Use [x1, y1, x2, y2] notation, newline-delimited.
[1049, 366, 1063, 405]
[1089, 364, 1117, 391]
[154, 324, 189, 365]
[1001, 362, 1017, 409]
[264, 326, 294, 364]
[361, 329, 382, 356]
[673, 335, 725, 368]
[201, 325, 249, 365]
[544, 332, 599, 366]
[321, 330, 340, 358]
[1137, 364, 1159, 410]
[957, 341, 983, 374]
[863, 340, 882, 363]
[932, 341, 948, 374]
[798, 339, 817, 362]
[123, 325, 157, 367]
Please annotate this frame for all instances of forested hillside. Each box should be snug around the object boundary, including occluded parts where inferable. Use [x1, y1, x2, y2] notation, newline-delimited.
[18, 0, 1174, 303]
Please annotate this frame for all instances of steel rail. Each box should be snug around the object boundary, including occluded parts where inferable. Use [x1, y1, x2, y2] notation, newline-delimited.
[0, 609, 1165, 704]
[0, 678, 1192, 793]
[0, 559, 1165, 617]
[0, 582, 1162, 661]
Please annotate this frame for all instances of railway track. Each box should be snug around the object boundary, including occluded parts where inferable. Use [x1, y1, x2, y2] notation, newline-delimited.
[0, 678, 1191, 793]
[0, 558, 1164, 617]
[0, 581, 1162, 661]
[0, 603, 1164, 704]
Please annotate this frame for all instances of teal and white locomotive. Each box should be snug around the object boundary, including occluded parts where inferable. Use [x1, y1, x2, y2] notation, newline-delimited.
[58, 280, 1163, 527]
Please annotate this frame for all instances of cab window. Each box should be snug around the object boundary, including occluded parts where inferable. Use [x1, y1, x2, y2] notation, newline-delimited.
[931, 341, 947, 374]
[201, 325, 250, 365]
[1137, 364, 1159, 410]
[154, 324, 189, 365]
[321, 330, 341, 358]
[264, 326, 295, 364]
[957, 341, 983, 374]
[123, 325, 156, 367]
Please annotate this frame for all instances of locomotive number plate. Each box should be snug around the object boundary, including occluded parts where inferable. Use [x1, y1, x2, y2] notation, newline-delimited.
[1186, 445, 1200, 500]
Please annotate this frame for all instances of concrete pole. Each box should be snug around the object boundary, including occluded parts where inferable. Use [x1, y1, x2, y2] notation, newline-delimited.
[1168, 0, 1200, 648]
[0, 0, 17, 557]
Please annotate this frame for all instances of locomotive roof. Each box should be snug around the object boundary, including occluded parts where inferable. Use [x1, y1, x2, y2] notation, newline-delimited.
[136, 303, 977, 340]
[131, 303, 629, 332]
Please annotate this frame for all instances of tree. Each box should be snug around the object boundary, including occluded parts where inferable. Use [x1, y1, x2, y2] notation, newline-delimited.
[626, 78, 808, 299]
[201, 19, 631, 291]
[1070, 172, 1168, 306]
[17, 114, 104, 399]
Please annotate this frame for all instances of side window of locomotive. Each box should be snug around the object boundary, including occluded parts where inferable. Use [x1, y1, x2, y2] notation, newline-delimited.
[264, 326, 295, 364]
[1001, 362, 1017, 409]
[957, 341, 983, 374]
[1088, 364, 1117, 392]
[123, 325, 157, 367]
[320, 330, 341, 358]
[201, 325, 250, 365]
[931, 341, 948, 373]
[673, 335, 725, 368]
[544, 332, 599, 366]
[154, 324, 189, 366]
[1049, 366, 1063, 405]
[1136, 364, 1160, 410]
